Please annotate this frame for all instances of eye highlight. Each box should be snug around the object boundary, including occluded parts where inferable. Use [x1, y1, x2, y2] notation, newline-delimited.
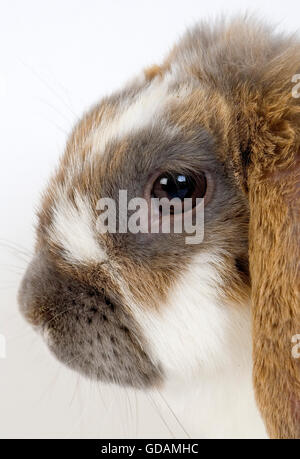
[151, 172, 207, 209]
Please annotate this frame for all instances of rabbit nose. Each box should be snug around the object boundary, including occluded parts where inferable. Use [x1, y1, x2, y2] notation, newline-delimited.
[18, 252, 47, 328]
[18, 251, 161, 388]
[18, 251, 113, 329]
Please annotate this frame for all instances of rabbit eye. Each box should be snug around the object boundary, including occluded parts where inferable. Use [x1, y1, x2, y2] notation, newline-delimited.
[151, 172, 207, 209]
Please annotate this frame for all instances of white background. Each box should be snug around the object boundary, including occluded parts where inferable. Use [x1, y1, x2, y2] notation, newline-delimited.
[0, 0, 299, 438]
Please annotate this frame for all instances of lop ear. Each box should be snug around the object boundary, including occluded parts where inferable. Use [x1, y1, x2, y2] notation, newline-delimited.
[233, 46, 300, 438]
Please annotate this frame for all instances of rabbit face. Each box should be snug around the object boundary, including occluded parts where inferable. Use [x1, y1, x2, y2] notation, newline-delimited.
[18, 22, 255, 389]
[18, 75, 251, 387]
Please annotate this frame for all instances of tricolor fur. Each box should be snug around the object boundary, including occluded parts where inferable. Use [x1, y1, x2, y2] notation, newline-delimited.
[19, 16, 300, 438]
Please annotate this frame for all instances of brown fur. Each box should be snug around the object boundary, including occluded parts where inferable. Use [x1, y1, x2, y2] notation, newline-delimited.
[144, 64, 165, 81]
[236, 54, 300, 440]
[223, 33, 300, 439]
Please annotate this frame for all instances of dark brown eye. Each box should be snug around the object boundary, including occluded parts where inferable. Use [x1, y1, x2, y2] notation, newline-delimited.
[152, 172, 207, 209]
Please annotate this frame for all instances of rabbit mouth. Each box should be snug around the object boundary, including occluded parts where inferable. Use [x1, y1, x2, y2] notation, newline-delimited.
[18, 251, 162, 388]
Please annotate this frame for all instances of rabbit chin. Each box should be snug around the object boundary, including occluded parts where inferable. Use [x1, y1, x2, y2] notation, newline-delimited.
[122, 252, 267, 438]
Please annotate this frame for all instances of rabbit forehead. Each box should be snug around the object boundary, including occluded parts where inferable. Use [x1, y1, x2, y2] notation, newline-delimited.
[84, 76, 193, 157]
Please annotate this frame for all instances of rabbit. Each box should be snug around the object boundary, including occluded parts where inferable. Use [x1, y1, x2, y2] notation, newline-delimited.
[18, 16, 300, 439]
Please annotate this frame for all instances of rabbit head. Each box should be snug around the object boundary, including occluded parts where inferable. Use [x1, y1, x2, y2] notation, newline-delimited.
[19, 17, 300, 438]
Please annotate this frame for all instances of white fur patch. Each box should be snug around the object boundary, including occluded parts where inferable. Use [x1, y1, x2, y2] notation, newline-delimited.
[48, 189, 106, 264]
[88, 75, 192, 155]
[118, 252, 266, 437]
[126, 253, 252, 377]
[155, 371, 266, 438]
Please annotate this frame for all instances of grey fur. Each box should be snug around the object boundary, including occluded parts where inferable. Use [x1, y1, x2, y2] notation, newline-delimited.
[19, 251, 162, 388]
